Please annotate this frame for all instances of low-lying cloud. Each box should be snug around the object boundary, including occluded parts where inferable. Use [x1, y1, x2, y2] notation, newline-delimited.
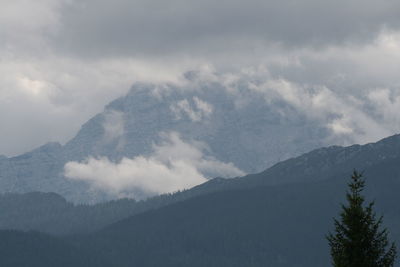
[64, 132, 244, 198]
[250, 78, 391, 144]
[181, 66, 400, 146]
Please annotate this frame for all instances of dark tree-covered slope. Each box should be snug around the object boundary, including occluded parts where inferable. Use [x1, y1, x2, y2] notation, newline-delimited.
[0, 230, 108, 267]
[0, 191, 218, 235]
[0, 192, 139, 235]
[1, 135, 400, 266]
[2, 134, 400, 237]
[73, 164, 400, 267]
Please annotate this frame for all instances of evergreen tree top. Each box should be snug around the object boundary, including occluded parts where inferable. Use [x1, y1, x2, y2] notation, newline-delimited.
[327, 170, 397, 267]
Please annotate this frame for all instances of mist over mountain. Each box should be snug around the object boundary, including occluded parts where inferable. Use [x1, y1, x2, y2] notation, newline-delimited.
[2, 1, 400, 266]
[0, 76, 331, 203]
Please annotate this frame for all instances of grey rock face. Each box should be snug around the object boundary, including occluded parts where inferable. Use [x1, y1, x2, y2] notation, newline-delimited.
[0, 81, 329, 203]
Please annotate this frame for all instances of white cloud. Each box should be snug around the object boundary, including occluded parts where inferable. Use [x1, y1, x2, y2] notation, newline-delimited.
[170, 97, 213, 122]
[193, 96, 213, 117]
[247, 77, 396, 145]
[64, 132, 244, 198]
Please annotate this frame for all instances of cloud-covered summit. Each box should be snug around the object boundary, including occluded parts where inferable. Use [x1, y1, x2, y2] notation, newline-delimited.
[0, 78, 326, 202]
[1, 0, 400, 161]
[1, 72, 400, 202]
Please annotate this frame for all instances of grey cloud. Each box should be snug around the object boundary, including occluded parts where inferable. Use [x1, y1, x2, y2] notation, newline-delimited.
[247, 78, 389, 143]
[55, 0, 400, 58]
[2, 0, 400, 157]
[267, 33, 400, 94]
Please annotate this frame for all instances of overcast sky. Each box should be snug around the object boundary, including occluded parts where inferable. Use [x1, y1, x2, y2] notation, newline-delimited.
[2, 0, 400, 156]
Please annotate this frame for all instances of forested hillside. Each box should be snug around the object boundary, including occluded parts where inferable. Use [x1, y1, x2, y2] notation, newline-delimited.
[0, 230, 108, 267]
[2, 134, 400, 238]
[72, 169, 400, 267]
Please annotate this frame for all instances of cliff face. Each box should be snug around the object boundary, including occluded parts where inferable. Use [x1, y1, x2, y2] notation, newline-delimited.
[0, 82, 328, 203]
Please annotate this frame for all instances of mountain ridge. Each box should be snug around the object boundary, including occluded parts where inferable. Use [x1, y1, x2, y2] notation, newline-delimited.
[0, 82, 329, 203]
[1, 132, 400, 237]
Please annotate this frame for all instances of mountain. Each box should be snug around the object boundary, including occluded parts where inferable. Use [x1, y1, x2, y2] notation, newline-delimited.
[0, 80, 329, 203]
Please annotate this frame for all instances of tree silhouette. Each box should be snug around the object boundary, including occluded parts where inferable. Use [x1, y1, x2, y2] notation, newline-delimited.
[327, 170, 396, 267]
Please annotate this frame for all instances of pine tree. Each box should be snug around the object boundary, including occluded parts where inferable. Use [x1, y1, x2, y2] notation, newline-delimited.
[327, 170, 396, 267]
